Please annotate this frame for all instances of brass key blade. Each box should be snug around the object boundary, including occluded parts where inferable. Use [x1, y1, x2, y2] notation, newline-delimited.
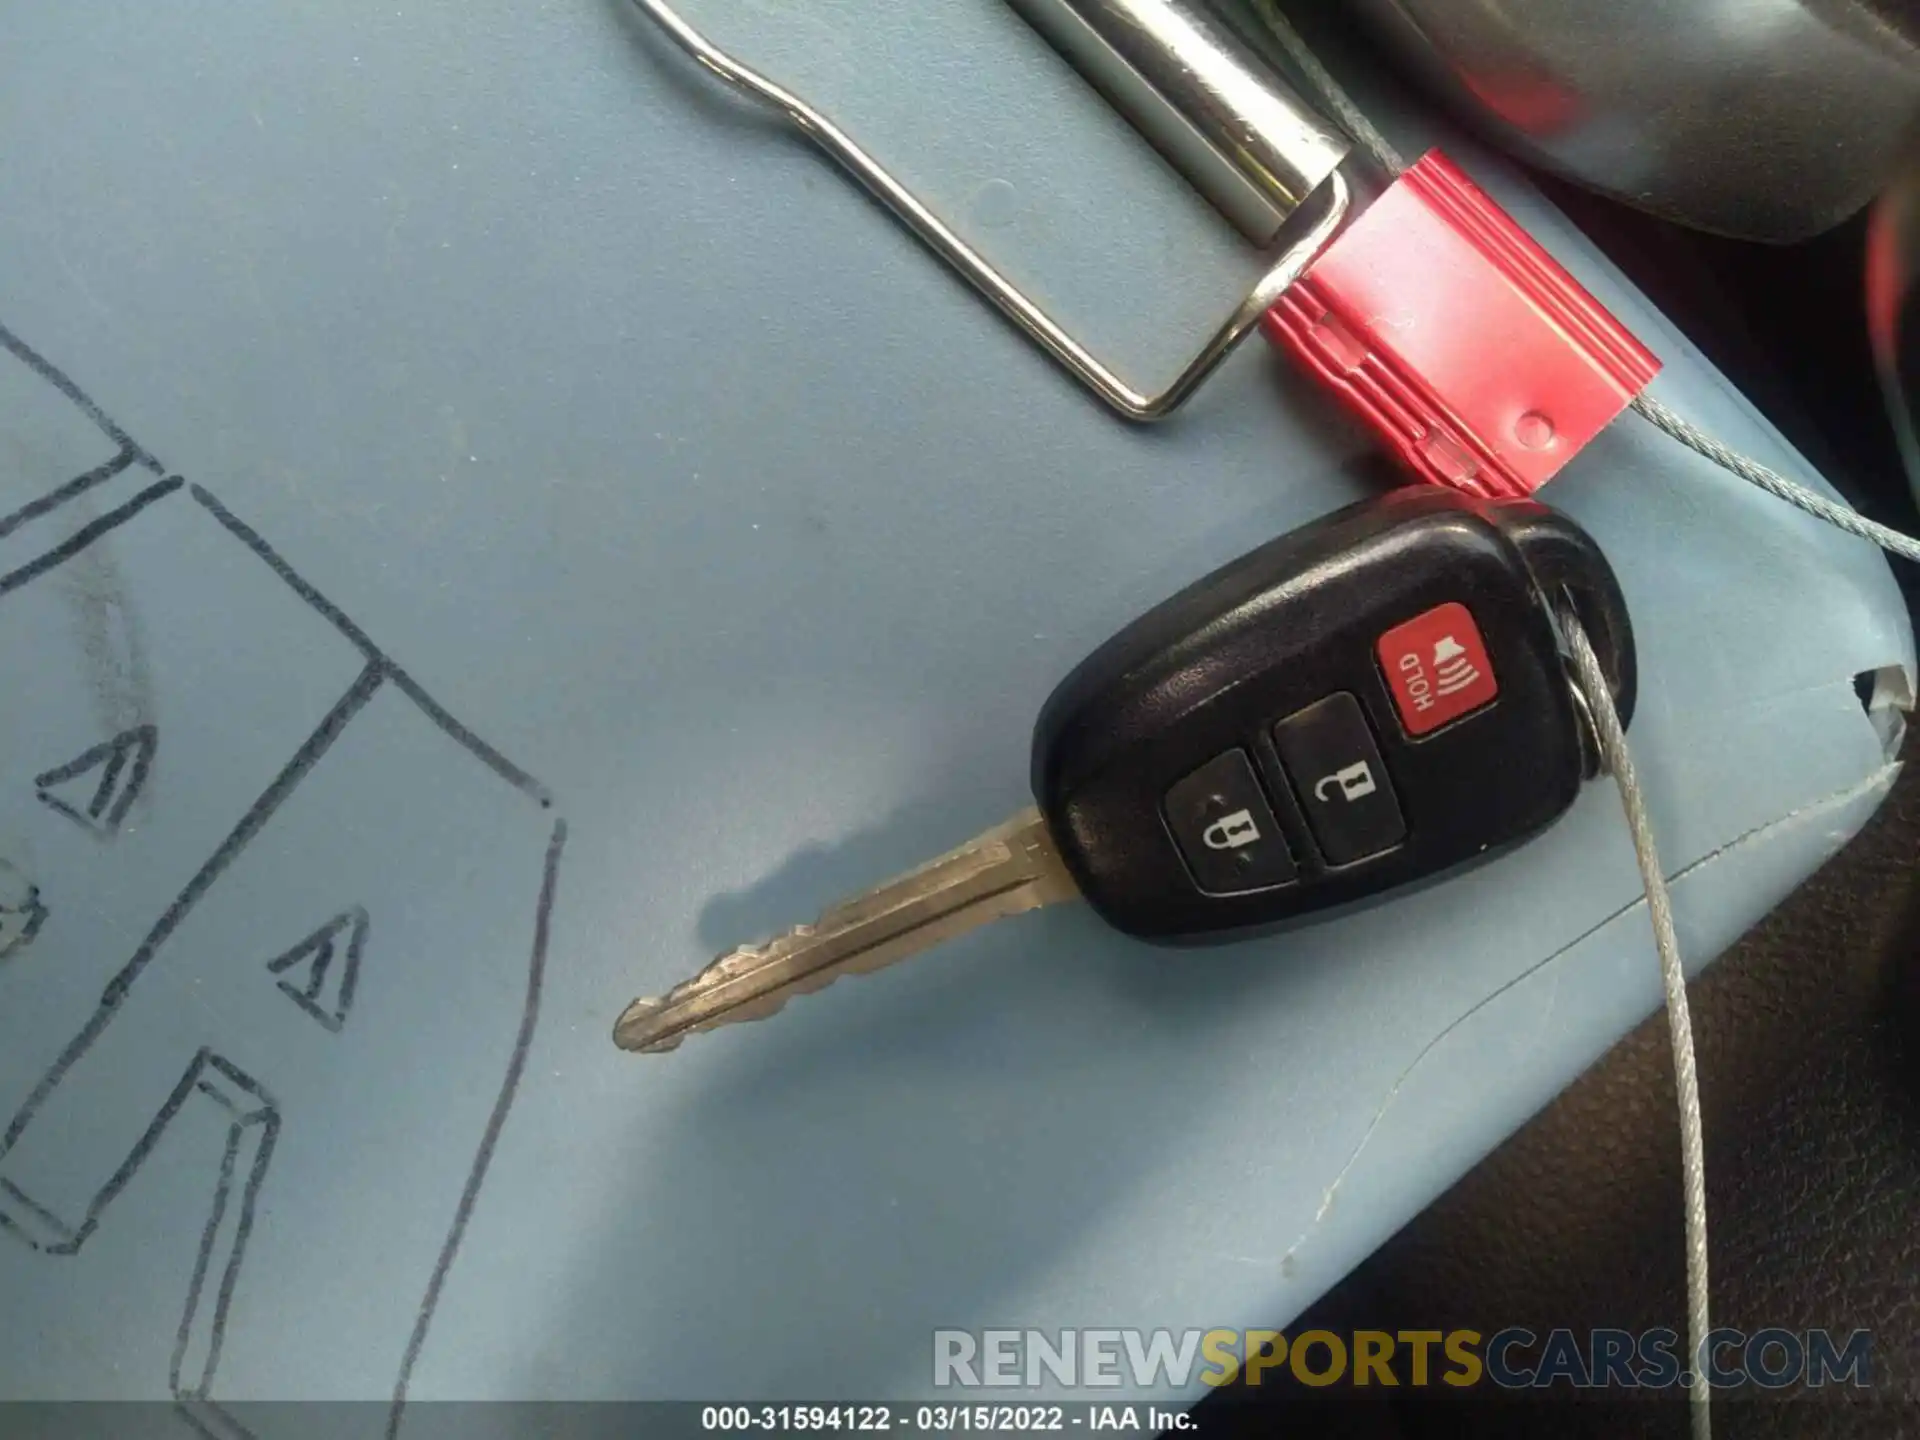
[615, 807, 1078, 1053]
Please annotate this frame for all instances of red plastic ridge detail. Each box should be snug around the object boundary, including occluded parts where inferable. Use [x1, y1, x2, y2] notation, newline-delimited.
[1262, 150, 1661, 499]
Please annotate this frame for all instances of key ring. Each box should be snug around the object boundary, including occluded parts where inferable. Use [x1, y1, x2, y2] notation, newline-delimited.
[625, 0, 1352, 421]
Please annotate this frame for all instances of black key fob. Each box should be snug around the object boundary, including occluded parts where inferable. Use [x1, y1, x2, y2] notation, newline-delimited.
[1031, 487, 1634, 940]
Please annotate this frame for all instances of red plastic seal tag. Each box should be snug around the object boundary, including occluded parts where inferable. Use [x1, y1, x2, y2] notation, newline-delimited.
[1263, 151, 1661, 498]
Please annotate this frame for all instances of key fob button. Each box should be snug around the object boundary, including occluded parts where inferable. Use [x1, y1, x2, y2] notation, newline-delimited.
[1376, 601, 1500, 736]
[1163, 751, 1298, 895]
[1032, 489, 1633, 938]
[1272, 693, 1407, 866]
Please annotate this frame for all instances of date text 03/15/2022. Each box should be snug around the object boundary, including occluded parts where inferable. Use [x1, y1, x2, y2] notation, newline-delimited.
[700, 1405, 1187, 1432]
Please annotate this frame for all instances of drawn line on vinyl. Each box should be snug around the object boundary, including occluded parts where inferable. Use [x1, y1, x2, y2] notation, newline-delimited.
[0, 449, 139, 543]
[187, 485, 554, 808]
[0, 322, 566, 1440]
[1, 664, 383, 1161]
[0, 476, 183, 599]
[0, 319, 165, 473]
[387, 816, 567, 1440]
[264, 908, 370, 1034]
[34, 724, 159, 838]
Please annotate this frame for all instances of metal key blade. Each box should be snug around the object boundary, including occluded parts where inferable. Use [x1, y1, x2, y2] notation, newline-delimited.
[615, 807, 1078, 1053]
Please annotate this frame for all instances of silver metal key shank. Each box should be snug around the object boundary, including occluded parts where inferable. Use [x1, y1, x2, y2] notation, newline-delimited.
[615, 808, 1078, 1053]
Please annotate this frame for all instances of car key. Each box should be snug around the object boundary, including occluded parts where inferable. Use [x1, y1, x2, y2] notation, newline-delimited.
[615, 486, 1634, 1053]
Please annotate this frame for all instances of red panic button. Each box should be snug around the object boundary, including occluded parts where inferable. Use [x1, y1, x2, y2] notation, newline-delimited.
[1378, 602, 1499, 736]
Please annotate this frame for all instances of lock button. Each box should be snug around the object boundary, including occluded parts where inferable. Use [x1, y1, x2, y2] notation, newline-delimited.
[1272, 693, 1406, 866]
[1163, 750, 1298, 896]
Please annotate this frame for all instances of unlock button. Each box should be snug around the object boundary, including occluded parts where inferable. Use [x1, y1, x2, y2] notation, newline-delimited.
[1164, 750, 1297, 896]
[1273, 693, 1407, 866]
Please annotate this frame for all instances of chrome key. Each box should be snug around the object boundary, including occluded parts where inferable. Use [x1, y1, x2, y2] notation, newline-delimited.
[614, 807, 1079, 1053]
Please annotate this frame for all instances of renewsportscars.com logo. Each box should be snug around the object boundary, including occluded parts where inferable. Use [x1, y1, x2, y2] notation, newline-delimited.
[932, 1328, 1874, 1391]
